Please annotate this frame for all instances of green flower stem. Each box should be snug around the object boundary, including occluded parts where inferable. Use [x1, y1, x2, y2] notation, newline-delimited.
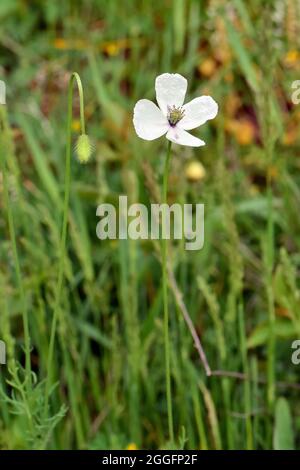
[162, 140, 174, 444]
[0, 109, 31, 391]
[44, 72, 86, 417]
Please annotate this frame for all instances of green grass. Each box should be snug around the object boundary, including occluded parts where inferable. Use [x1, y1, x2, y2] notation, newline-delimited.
[0, 0, 300, 450]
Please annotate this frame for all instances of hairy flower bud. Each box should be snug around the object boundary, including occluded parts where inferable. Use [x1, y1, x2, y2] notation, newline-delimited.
[75, 134, 93, 164]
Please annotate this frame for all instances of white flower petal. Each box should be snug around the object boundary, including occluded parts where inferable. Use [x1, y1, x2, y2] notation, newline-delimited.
[166, 127, 205, 147]
[155, 73, 187, 114]
[133, 99, 169, 140]
[180, 96, 218, 130]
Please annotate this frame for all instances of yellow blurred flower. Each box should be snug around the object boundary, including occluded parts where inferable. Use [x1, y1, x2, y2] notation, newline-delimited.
[185, 161, 206, 182]
[72, 120, 81, 132]
[54, 38, 86, 50]
[104, 43, 119, 56]
[126, 443, 138, 450]
[284, 50, 300, 68]
[224, 94, 241, 118]
[198, 58, 217, 78]
[236, 121, 255, 146]
[53, 37, 130, 56]
[225, 119, 255, 146]
[102, 39, 129, 56]
[54, 38, 67, 50]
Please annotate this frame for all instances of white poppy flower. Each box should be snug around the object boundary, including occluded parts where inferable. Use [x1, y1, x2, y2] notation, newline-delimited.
[133, 73, 218, 147]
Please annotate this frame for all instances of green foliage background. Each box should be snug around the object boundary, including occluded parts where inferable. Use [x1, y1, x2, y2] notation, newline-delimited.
[0, 0, 300, 450]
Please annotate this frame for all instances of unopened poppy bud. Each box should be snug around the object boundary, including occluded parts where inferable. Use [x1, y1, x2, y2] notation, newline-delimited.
[75, 134, 93, 164]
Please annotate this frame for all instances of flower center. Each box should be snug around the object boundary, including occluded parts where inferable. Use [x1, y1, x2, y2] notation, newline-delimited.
[167, 105, 185, 127]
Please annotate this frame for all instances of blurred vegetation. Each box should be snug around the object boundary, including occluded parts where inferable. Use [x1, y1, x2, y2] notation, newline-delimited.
[1, 0, 300, 450]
